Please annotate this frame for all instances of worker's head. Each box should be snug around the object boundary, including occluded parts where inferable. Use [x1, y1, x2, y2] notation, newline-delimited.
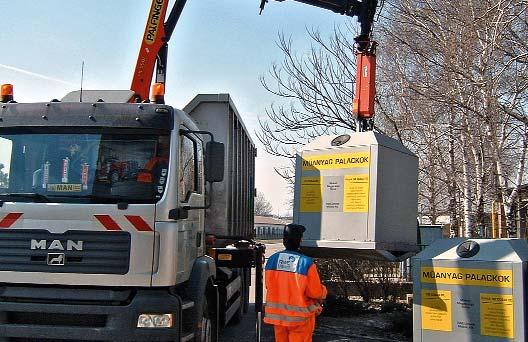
[283, 224, 306, 251]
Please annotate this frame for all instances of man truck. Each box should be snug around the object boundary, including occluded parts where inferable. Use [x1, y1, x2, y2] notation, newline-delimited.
[0, 89, 258, 341]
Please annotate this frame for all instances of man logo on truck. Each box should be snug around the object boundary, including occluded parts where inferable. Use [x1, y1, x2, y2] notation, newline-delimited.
[47, 253, 65, 266]
[30, 239, 84, 251]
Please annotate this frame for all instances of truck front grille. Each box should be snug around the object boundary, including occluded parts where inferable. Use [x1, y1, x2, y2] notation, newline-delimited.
[0, 230, 130, 274]
[8, 311, 107, 327]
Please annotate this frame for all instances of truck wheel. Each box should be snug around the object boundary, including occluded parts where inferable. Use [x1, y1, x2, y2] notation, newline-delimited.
[196, 297, 217, 342]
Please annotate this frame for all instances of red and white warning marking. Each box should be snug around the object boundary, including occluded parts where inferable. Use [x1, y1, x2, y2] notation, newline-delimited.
[124, 215, 153, 232]
[94, 214, 153, 232]
[0, 213, 23, 228]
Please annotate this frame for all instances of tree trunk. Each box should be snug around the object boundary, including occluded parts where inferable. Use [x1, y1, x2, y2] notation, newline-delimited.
[470, 141, 485, 237]
[502, 128, 528, 237]
[448, 122, 459, 238]
[461, 134, 474, 237]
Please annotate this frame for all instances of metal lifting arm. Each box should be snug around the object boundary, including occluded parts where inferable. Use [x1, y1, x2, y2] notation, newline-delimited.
[131, 0, 378, 113]
[260, 0, 377, 47]
[130, 0, 188, 102]
[261, 0, 378, 130]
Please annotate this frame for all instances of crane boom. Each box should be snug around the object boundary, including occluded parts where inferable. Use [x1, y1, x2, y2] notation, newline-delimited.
[265, 0, 379, 130]
[131, 0, 378, 106]
[265, 0, 377, 40]
[130, 0, 188, 102]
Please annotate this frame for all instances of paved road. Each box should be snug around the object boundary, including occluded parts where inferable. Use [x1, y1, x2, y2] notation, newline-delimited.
[221, 304, 369, 342]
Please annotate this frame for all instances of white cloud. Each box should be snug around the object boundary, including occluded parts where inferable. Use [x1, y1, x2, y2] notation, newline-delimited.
[0, 64, 75, 86]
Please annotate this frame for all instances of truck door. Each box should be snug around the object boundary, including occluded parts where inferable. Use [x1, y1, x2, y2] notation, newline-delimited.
[178, 130, 205, 267]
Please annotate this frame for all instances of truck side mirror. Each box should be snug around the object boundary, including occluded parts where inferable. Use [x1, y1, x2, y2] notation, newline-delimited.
[205, 141, 224, 183]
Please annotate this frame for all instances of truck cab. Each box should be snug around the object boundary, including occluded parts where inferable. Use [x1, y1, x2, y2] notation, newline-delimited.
[0, 91, 255, 341]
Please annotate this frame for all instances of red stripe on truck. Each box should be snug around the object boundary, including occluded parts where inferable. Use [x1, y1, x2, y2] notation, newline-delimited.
[0, 213, 23, 228]
[94, 215, 122, 231]
[125, 215, 153, 232]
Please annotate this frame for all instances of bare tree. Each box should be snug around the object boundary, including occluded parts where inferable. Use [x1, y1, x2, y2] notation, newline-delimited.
[316, 258, 402, 302]
[255, 191, 273, 216]
[381, 0, 528, 237]
[257, 26, 359, 183]
[258, 0, 528, 237]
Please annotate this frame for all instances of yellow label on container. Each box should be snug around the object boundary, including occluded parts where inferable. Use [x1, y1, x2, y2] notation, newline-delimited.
[421, 267, 513, 288]
[480, 293, 514, 338]
[343, 174, 369, 212]
[301, 152, 370, 171]
[300, 177, 322, 212]
[47, 183, 82, 192]
[421, 290, 452, 332]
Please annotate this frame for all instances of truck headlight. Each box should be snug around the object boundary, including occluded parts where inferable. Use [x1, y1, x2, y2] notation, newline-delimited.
[137, 314, 173, 328]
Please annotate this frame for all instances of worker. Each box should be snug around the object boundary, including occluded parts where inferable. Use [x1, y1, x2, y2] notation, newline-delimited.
[264, 224, 327, 342]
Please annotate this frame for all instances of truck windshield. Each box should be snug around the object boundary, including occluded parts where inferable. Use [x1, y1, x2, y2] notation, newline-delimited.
[0, 131, 170, 204]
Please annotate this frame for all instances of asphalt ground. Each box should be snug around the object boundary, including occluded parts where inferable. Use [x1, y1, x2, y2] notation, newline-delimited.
[221, 304, 404, 342]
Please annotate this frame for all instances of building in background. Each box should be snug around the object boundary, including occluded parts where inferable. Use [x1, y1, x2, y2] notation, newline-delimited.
[254, 216, 291, 240]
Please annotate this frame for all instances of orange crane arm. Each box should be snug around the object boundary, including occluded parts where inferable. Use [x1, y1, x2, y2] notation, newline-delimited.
[131, 0, 188, 102]
[131, 0, 378, 109]
[353, 42, 376, 131]
[131, 0, 169, 102]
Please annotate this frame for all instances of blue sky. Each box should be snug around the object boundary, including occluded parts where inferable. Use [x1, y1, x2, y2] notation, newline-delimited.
[0, 0, 352, 215]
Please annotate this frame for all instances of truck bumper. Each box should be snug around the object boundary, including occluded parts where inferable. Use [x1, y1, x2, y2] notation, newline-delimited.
[0, 286, 182, 341]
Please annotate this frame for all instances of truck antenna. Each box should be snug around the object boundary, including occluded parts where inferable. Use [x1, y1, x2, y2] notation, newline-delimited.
[80, 61, 85, 102]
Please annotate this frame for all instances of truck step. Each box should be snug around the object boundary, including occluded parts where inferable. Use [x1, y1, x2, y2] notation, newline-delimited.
[181, 332, 195, 342]
[182, 300, 195, 310]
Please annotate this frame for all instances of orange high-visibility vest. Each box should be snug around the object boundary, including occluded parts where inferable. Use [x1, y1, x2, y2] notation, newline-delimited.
[264, 250, 327, 327]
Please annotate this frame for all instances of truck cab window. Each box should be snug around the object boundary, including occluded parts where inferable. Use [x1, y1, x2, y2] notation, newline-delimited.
[0, 130, 170, 204]
[179, 134, 197, 201]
